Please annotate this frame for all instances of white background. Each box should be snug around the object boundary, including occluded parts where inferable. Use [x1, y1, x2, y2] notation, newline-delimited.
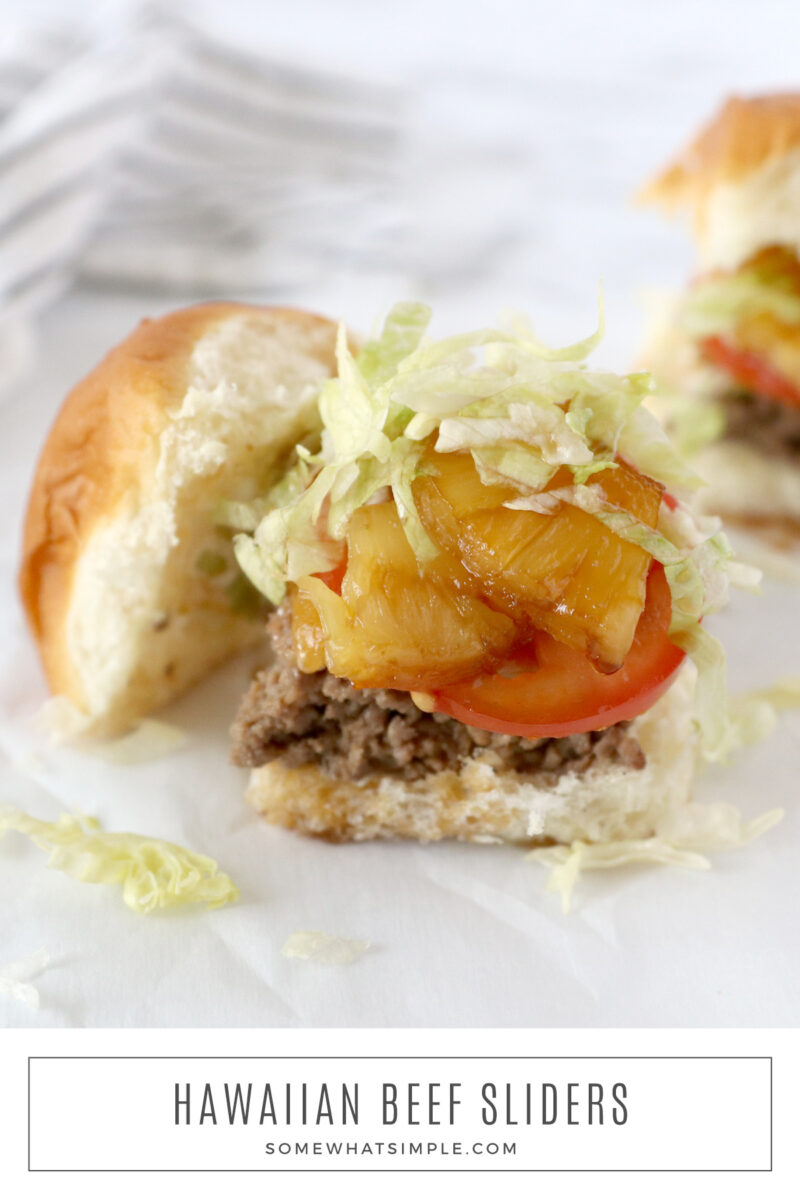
[1, 1026, 793, 1197]
[0, 0, 799, 1032]
[27, 1052, 771, 1171]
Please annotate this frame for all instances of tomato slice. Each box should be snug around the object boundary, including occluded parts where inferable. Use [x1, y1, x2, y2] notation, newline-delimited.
[316, 558, 347, 593]
[702, 335, 800, 410]
[431, 564, 685, 738]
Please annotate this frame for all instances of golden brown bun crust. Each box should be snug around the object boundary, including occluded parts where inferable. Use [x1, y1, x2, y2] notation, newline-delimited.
[19, 302, 338, 707]
[640, 93, 800, 218]
[245, 759, 537, 844]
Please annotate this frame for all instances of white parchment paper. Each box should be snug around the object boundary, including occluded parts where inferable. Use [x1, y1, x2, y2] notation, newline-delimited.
[1, 291, 798, 1030]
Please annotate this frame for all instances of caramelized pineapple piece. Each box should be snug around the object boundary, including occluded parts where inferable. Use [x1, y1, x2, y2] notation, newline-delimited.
[732, 310, 800, 389]
[415, 451, 662, 671]
[289, 585, 326, 672]
[295, 501, 515, 690]
[715, 245, 800, 384]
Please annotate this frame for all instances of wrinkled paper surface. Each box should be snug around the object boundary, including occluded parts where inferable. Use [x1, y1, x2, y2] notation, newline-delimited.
[1, 291, 798, 1030]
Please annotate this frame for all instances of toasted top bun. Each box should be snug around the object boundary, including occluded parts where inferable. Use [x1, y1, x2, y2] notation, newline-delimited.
[640, 93, 800, 270]
[20, 303, 339, 736]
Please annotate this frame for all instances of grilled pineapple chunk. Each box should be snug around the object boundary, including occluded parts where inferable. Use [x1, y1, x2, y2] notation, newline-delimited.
[415, 452, 662, 671]
[295, 501, 515, 689]
[290, 586, 327, 672]
[729, 310, 800, 390]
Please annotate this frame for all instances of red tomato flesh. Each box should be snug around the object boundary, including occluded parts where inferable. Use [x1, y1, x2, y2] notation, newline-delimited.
[431, 564, 684, 738]
[702, 335, 800, 410]
[316, 559, 347, 593]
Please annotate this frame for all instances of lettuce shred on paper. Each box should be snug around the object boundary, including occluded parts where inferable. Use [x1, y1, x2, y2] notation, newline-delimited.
[0, 807, 239, 915]
[530, 808, 784, 915]
[0, 948, 50, 1009]
[281, 930, 371, 965]
[528, 674, 800, 912]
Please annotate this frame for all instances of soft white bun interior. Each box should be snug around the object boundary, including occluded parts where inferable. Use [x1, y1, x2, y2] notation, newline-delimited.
[64, 313, 333, 733]
[700, 146, 800, 269]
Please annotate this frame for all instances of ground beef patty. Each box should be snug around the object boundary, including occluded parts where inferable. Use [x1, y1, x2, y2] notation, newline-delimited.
[231, 605, 646, 784]
[721, 388, 800, 463]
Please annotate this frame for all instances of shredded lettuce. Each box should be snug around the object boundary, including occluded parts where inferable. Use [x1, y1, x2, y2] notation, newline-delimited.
[572, 460, 618, 485]
[530, 803, 784, 914]
[680, 260, 800, 339]
[528, 668, 800, 909]
[531, 839, 711, 914]
[0, 807, 239, 915]
[671, 625, 730, 759]
[0, 948, 50, 1010]
[215, 500, 266, 532]
[281, 930, 371, 965]
[659, 390, 727, 459]
[357, 301, 431, 385]
[234, 521, 288, 606]
[390, 439, 439, 561]
[569, 381, 705, 491]
[471, 443, 556, 493]
[711, 674, 800, 759]
[740, 676, 800, 711]
[436, 402, 594, 465]
[232, 299, 718, 608]
[216, 446, 318, 533]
